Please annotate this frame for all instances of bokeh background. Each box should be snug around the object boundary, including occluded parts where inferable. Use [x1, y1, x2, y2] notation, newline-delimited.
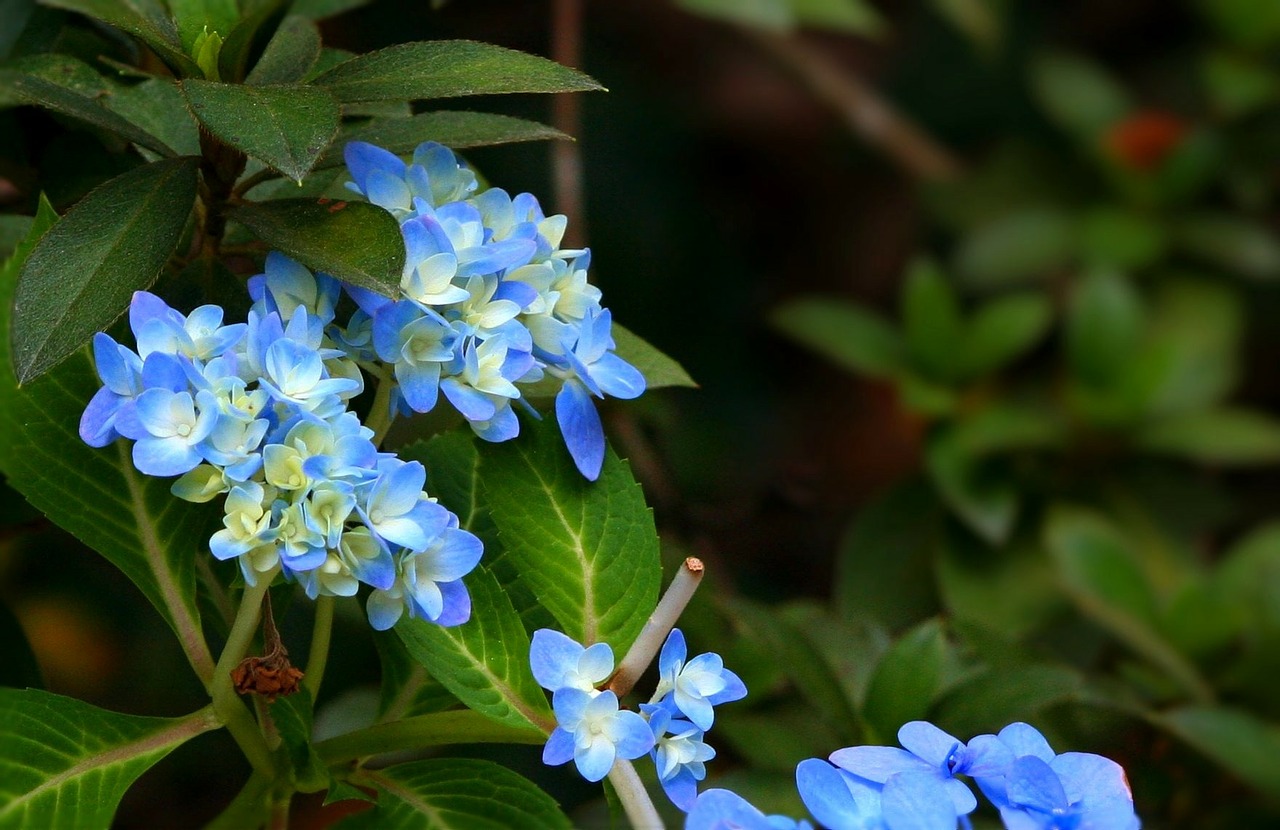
[4, 0, 1280, 826]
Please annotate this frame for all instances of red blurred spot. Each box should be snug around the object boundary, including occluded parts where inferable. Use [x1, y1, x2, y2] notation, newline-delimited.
[1103, 110, 1189, 171]
[327, 201, 347, 213]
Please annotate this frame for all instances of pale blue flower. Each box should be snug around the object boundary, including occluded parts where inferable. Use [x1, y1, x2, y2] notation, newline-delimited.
[129, 388, 219, 476]
[79, 333, 143, 447]
[542, 687, 654, 782]
[686, 789, 812, 830]
[653, 628, 747, 731]
[358, 459, 451, 550]
[248, 251, 340, 326]
[643, 703, 716, 811]
[529, 628, 615, 693]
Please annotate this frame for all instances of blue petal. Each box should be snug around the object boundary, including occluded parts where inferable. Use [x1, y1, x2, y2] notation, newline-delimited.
[611, 710, 656, 759]
[433, 578, 471, 627]
[542, 727, 575, 766]
[79, 387, 125, 447]
[899, 721, 963, 769]
[659, 628, 687, 680]
[881, 771, 959, 830]
[531, 628, 586, 691]
[133, 436, 202, 477]
[366, 590, 404, 631]
[556, 379, 604, 480]
[686, 790, 775, 830]
[575, 738, 615, 782]
[590, 352, 647, 400]
[1006, 756, 1067, 814]
[830, 746, 927, 784]
[797, 759, 881, 830]
[707, 667, 747, 706]
[396, 360, 442, 412]
[659, 766, 700, 812]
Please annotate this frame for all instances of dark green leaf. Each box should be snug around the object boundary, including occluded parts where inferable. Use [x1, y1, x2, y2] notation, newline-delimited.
[791, 0, 885, 35]
[289, 0, 372, 18]
[0, 600, 41, 689]
[1065, 269, 1143, 389]
[954, 208, 1076, 289]
[0, 198, 216, 677]
[229, 198, 404, 295]
[935, 529, 1063, 639]
[1142, 278, 1241, 415]
[105, 78, 202, 158]
[926, 430, 1018, 546]
[1202, 52, 1279, 119]
[862, 619, 948, 743]
[1045, 506, 1214, 703]
[960, 293, 1052, 377]
[674, 0, 791, 30]
[395, 566, 552, 732]
[216, 0, 288, 82]
[0, 218, 32, 261]
[12, 158, 199, 382]
[901, 258, 962, 381]
[183, 80, 338, 182]
[312, 41, 603, 104]
[246, 15, 322, 85]
[1175, 213, 1280, 281]
[270, 690, 327, 792]
[39, 0, 200, 76]
[835, 478, 942, 629]
[0, 688, 217, 828]
[1194, 0, 1280, 49]
[612, 323, 696, 389]
[342, 759, 572, 830]
[771, 298, 904, 378]
[933, 664, 1082, 738]
[1076, 207, 1167, 270]
[319, 111, 569, 169]
[0, 0, 38, 61]
[1030, 51, 1130, 138]
[2, 63, 178, 157]
[168, 0, 239, 51]
[0, 53, 110, 108]
[1160, 706, 1280, 798]
[928, 0, 1000, 50]
[1138, 408, 1280, 465]
[373, 631, 460, 722]
[482, 417, 660, 653]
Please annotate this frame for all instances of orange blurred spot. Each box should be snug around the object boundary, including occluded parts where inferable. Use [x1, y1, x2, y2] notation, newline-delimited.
[1103, 111, 1189, 171]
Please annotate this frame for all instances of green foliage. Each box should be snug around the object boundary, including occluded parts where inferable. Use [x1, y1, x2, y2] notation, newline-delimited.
[771, 299, 904, 378]
[482, 417, 661, 653]
[245, 15, 322, 85]
[1160, 707, 1280, 799]
[675, 0, 884, 35]
[229, 198, 405, 294]
[343, 759, 572, 829]
[0, 688, 217, 829]
[39, 0, 200, 76]
[326, 112, 569, 165]
[861, 619, 948, 743]
[12, 158, 199, 382]
[0, 201, 215, 672]
[612, 323, 697, 389]
[183, 80, 340, 182]
[312, 41, 604, 103]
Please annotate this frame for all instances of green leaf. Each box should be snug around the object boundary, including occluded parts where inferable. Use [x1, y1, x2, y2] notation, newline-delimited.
[373, 631, 460, 723]
[1138, 408, 1280, 465]
[12, 157, 199, 383]
[611, 323, 696, 389]
[935, 528, 1063, 639]
[1174, 213, 1280, 281]
[312, 41, 604, 104]
[245, 15, 322, 85]
[954, 208, 1076, 289]
[1160, 706, 1280, 798]
[929, 0, 1001, 50]
[0, 198, 215, 678]
[289, 0, 372, 19]
[342, 759, 572, 830]
[1142, 277, 1241, 415]
[835, 478, 943, 629]
[215, 0, 288, 83]
[1202, 51, 1279, 119]
[901, 258, 962, 381]
[791, 0, 885, 35]
[933, 663, 1082, 738]
[1076, 207, 1167, 270]
[1194, 0, 1280, 49]
[926, 430, 1017, 546]
[104, 79, 202, 158]
[771, 298, 904, 378]
[270, 690, 327, 792]
[229, 198, 404, 295]
[394, 566, 552, 732]
[1030, 51, 1130, 138]
[320, 111, 569, 168]
[1, 63, 178, 157]
[0, 600, 41, 689]
[39, 0, 200, 77]
[960, 293, 1052, 377]
[183, 80, 339, 182]
[862, 619, 948, 743]
[1215, 523, 1280, 638]
[0, 688, 217, 828]
[0, 217, 32, 261]
[724, 598, 864, 745]
[481, 418, 661, 652]
[1044, 506, 1214, 703]
[168, 0, 239, 51]
[400, 432, 494, 542]
[674, 0, 791, 30]
[1065, 269, 1143, 389]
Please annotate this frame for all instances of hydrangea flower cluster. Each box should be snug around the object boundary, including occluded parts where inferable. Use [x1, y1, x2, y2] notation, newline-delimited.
[79, 262, 482, 632]
[688, 720, 1140, 830]
[340, 140, 646, 481]
[530, 627, 745, 800]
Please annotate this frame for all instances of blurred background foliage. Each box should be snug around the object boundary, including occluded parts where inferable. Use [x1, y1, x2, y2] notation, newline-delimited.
[4, 0, 1280, 827]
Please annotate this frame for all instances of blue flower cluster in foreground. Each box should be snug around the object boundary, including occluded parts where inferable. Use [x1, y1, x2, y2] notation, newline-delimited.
[78, 140, 643, 629]
[689, 720, 1140, 830]
[531, 627, 745, 799]
[342, 141, 645, 480]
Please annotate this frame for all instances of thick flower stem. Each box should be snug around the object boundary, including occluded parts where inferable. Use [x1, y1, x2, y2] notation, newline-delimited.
[364, 370, 396, 448]
[608, 557, 705, 697]
[303, 595, 335, 700]
[608, 759, 665, 830]
[210, 572, 279, 778]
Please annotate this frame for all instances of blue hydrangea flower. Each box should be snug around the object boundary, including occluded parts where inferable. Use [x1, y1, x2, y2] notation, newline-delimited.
[542, 686, 653, 782]
[796, 758, 889, 830]
[651, 628, 747, 731]
[642, 703, 716, 811]
[529, 628, 615, 693]
[828, 721, 980, 829]
[686, 789, 812, 830]
[968, 723, 1140, 830]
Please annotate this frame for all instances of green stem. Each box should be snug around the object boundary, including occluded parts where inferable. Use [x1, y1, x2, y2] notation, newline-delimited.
[210, 572, 279, 777]
[315, 711, 545, 765]
[303, 595, 335, 700]
[608, 759, 664, 830]
[364, 370, 396, 447]
[204, 770, 272, 830]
